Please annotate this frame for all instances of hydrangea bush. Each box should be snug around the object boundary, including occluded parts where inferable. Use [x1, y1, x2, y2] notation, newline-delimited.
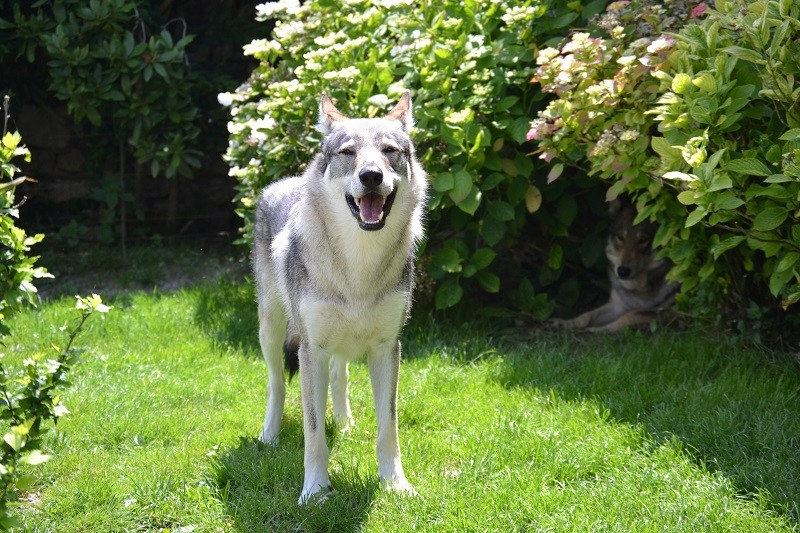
[223, 0, 608, 312]
[529, 0, 800, 326]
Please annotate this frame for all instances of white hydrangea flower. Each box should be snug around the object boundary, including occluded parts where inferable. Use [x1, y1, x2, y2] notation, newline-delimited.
[217, 92, 234, 107]
[256, 0, 301, 19]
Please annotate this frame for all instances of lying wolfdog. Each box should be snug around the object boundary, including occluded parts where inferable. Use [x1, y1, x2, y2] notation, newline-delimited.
[252, 93, 427, 503]
[549, 199, 679, 332]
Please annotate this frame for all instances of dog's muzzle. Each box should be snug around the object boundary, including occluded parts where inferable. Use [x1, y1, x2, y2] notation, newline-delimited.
[346, 165, 397, 231]
[346, 189, 397, 231]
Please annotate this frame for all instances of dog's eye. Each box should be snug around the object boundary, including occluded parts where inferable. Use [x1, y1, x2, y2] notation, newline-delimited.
[382, 146, 400, 154]
[338, 148, 355, 156]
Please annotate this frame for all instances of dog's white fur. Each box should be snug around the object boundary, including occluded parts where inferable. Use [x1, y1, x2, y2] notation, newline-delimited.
[253, 93, 427, 503]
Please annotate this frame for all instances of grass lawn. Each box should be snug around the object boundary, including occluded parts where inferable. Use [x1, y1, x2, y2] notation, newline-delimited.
[4, 249, 799, 532]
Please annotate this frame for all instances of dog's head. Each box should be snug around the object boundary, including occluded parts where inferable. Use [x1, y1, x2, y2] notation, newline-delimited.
[606, 199, 660, 284]
[315, 93, 421, 232]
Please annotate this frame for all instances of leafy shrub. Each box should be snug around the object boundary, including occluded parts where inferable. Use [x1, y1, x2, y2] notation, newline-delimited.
[0, 295, 108, 530]
[0, 96, 49, 336]
[0, 97, 109, 529]
[1, 0, 202, 245]
[529, 0, 800, 325]
[224, 0, 609, 312]
[3, 0, 201, 179]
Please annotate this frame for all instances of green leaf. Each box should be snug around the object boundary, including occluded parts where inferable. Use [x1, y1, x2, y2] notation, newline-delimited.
[547, 163, 563, 183]
[487, 201, 515, 221]
[432, 247, 462, 274]
[714, 193, 744, 210]
[482, 173, 506, 190]
[685, 208, 708, 228]
[710, 235, 746, 258]
[753, 207, 788, 232]
[481, 215, 506, 246]
[14, 474, 37, 491]
[779, 129, 800, 142]
[435, 277, 463, 309]
[724, 158, 772, 177]
[708, 173, 733, 191]
[432, 172, 454, 192]
[476, 270, 500, 293]
[547, 243, 563, 270]
[692, 73, 717, 93]
[765, 174, 793, 183]
[769, 265, 795, 296]
[494, 96, 519, 112]
[776, 252, 800, 273]
[470, 248, 496, 270]
[457, 185, 482, 215]
[511, 117, 531, 144]
[449, 170, 473, 203]
[672, 73, 692, 94]
[723, 46, 765, 65]
[525, 185, 542, 213]
[651, 136, 682, 161]
[3, 432, 24, 452]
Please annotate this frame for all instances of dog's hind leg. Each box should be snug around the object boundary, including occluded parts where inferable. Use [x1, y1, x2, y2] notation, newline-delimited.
[258, 295, 288, 444]
[330, 358, 354, 430]
[369, 340, 415, 495]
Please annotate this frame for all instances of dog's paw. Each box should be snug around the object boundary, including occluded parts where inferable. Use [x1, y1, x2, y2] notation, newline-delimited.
[382, 477, 417, 497]
[259, 428, 280, 445]
[298, 484, 335, 505]
[544, 318, 569, 331]
[334, 413, 355, 432]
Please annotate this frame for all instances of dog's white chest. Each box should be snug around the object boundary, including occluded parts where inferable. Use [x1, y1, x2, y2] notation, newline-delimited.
[299, 291, 407, 359]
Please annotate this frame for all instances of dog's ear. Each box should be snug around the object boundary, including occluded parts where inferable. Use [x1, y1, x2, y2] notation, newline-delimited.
[385, 92, 413, 133]
[608, 199, 622, 216]
[317, 93, 347, 134]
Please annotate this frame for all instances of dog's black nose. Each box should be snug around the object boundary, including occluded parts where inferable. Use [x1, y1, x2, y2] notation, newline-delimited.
[617, 266, 632, 279]
[359, 165, 383, 188]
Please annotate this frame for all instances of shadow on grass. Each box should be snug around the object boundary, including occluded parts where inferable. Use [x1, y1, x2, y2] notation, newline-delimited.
[493, 328, 800, 523]
[193, 278, 261, 358]
[213, 422, 379, 532]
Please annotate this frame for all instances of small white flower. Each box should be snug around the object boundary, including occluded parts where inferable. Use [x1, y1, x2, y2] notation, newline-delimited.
[647, 35, 676, 54]
[217, 92, 234, 107]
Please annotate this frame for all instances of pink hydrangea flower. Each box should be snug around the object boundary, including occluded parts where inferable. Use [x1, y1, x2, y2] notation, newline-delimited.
[690, 3, 707, 19]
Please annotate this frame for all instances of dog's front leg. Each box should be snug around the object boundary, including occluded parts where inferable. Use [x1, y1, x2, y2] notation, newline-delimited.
[299, 342, 332, 504]
[369, 340, 415, 495]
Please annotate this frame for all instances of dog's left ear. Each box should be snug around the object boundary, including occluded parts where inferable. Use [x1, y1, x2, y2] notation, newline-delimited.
[317, 93, 347, 134]
[385, 92, 413, 133]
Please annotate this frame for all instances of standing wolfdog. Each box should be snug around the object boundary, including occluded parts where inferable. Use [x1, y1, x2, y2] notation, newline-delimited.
[252, 92, 427, 503]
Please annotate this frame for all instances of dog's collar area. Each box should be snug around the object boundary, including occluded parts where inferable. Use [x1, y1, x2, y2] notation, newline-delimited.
[346, 188, 397, 231]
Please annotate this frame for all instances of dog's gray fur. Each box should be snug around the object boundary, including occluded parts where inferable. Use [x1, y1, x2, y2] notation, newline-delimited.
[252, 93, 427, 503]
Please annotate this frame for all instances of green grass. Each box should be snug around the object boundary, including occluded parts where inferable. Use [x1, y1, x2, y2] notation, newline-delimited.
[5, 276, 799, 532]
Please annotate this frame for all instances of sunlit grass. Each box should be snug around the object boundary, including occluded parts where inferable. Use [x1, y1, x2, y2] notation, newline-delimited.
[5, 279, 798, 532]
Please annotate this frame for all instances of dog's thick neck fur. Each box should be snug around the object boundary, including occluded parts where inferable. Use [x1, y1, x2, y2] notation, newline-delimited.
[292, 153, 425, 303]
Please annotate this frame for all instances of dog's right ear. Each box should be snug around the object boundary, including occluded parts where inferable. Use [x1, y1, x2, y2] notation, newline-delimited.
[317, 93, 347, 134]
[608, 199, 622, 216]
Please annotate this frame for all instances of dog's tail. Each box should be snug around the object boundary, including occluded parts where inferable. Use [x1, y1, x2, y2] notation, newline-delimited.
[283, 335, 300, 380]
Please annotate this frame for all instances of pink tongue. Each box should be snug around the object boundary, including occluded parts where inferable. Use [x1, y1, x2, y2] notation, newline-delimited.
[359, 192, 386, 223]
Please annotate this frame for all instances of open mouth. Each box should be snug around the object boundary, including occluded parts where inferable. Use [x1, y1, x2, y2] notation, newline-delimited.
[346, 189, 397, 231]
